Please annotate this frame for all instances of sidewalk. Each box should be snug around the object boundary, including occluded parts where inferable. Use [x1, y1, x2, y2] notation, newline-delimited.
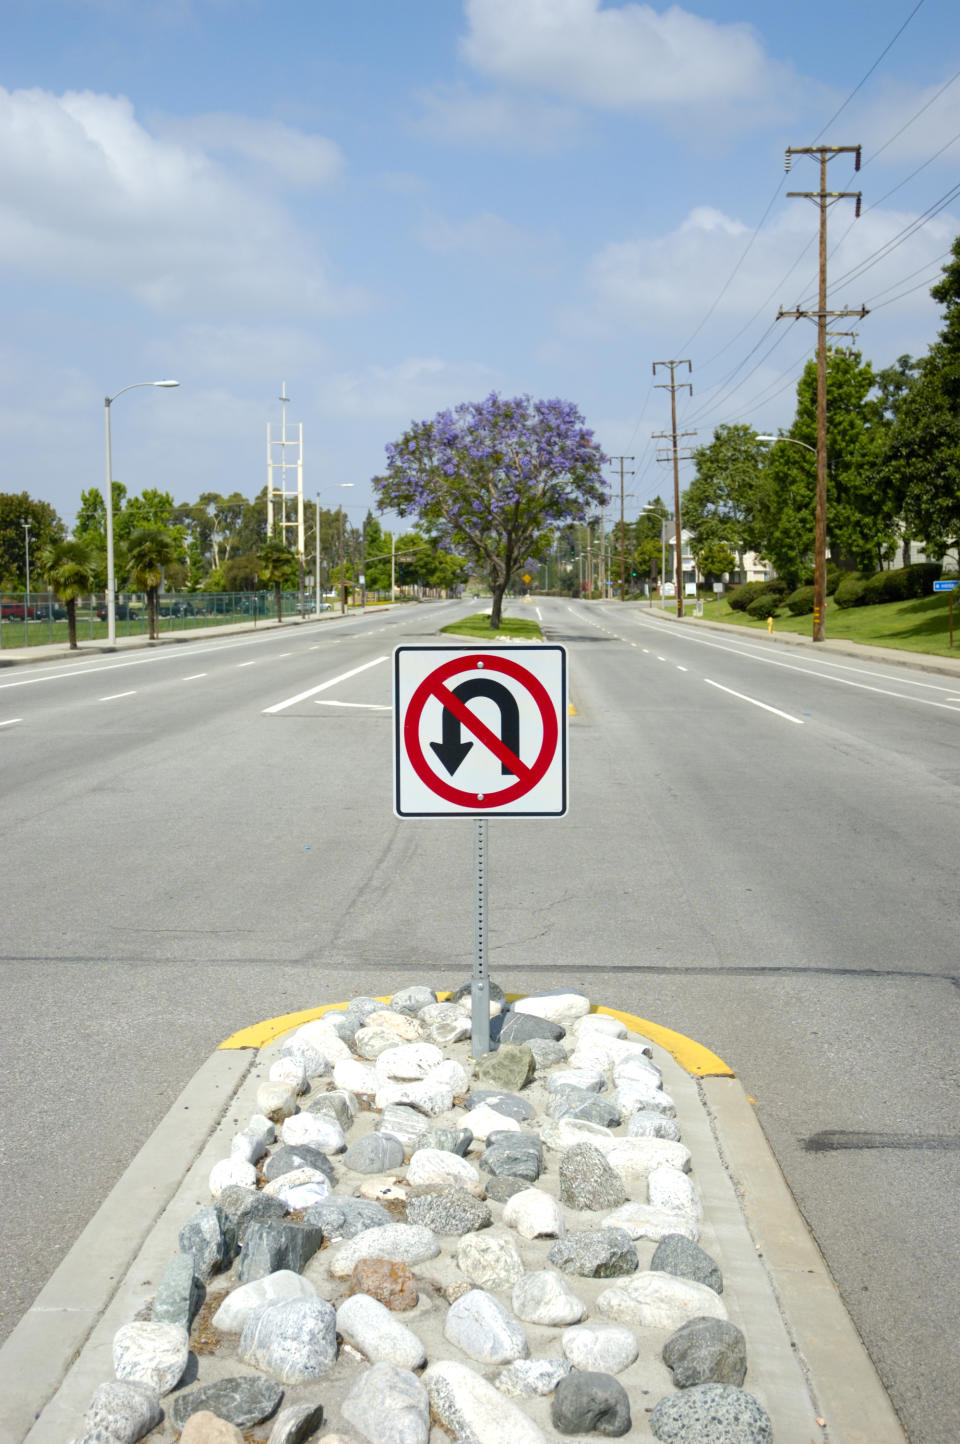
[0, 991, 906, 1444]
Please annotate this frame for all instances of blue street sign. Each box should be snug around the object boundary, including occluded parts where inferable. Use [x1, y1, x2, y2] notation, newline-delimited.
[933, 580, 957, 592]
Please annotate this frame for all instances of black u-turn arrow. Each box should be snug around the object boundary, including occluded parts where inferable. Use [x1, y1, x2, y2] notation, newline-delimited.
[430, 677, 521, 776]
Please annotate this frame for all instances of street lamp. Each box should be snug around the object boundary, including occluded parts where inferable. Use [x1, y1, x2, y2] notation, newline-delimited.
[103, 380, 179, 645]
[22, 520, 32, 623]
[756, 435, 819, 637]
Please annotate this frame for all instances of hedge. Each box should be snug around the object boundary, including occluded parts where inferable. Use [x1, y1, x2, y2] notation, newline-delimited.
[785, 585, 816, 615]
[746, 594, 781, 619]
[728, 579, 782, 612]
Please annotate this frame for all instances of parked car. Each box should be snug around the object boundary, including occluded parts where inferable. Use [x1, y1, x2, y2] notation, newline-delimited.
[1, 601, 34, 620]
[32, 602, 67, 621]
[158, 600, 197, 618]
[95, 603, 140, 621]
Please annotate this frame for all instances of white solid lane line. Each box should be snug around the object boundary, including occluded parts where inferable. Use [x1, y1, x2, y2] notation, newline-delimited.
[0, 718, 22, 727]
[263, 656, 389, 714]
[705, 678, 804, 725]
[315, 700, 392, 710]
[100, 691, 136, 701]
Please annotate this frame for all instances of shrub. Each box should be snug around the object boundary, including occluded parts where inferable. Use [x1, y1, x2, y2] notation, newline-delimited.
[746, 594, 781, 619]
[861, 562, 943, 606]
[728, 580, 779, 612]
[785, 585, 815, 615]
[834, 575, 870, 608]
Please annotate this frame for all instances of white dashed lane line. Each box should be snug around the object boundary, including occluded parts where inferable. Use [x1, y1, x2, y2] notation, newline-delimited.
[263, 656, 389, 715]
[0, 718, 22, 727]
[183, 673, 207, 681]
[100, 691, 136, 701]
[237, 661, 257, 668]
[315, 701, 392, 711]
[704, 678, 804, 725]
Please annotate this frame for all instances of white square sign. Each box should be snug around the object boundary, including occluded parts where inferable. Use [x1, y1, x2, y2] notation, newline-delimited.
[394, 645, 567, 818]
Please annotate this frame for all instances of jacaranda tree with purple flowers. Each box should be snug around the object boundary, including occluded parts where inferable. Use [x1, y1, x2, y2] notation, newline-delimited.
[373, 393, 608, 629]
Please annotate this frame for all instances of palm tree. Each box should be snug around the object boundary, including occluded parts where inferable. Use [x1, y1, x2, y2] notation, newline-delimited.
[258, 539, 297, 622]
[38, 539, 95, 650]
[124, 526, 182, 639]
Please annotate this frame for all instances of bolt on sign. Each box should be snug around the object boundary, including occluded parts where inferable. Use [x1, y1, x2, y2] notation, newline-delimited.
[393, 646, 567, 819]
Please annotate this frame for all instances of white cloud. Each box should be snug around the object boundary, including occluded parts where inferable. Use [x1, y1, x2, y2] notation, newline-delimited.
[416, 209, 544, 261]
[460, 0, 795, 111]
[853, 75, 960, 169]
[316, 358, 500, 424]
[412, 85, 580, 151]
[0, 87, 365, 317]
[153, 112, 345, 187]
[143, 323, 332, 382]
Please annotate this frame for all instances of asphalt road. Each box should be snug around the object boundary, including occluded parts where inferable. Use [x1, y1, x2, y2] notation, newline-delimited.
[2, 597, 958, 1443]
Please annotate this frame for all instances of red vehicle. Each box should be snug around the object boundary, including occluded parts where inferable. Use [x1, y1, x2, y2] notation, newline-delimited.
[1, 600, 37, 620]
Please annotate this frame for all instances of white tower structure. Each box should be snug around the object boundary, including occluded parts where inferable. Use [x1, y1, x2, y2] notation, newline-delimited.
[266, 383, 304, 560]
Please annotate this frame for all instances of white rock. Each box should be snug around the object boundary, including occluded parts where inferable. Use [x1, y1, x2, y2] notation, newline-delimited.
[230, 1114, 275, 1164]
[256, 1081, 298, 1123]
[502, 1188, 565, 1240]
[456, 1232, 525, 1291]
[262, 1168, 331, 1209]
[545, 1068, 606, 1094]
[495, 1358, 572, 1399]
[463, 1104, 521, 1141]
[329, 1223, 441, 1278]
[336, 1293, 426, 1370]
[208, 1157, 257, 1197]
[444, 1289, 528, 1365]
[512, 1270, 586, 1326]
[602, 1202, 699, 1242]
[511, 992, 590, 1028]
[341, 1361, 430, 1444]
[269, 1057, 308, 1093]
[423, 1361, 548, 1444]
[539, 1117, 616, 1153]
[279, 1035, 330, 1078]
[374, 1078, 454, 1117]
[364, 1009, 424, 1041]
[573, 1014, 628, 1040]
[281, 1111, 346, 1153]
[375, 1042, 444, 1081]
[293, 1019, 352, 1064]
[453, 996, 502, 1018]
[612, 1078, 674, 1118]
[112, 1322, 188, 1396]
[561, 1323, 639, 1374]
[648, 1164, 701, 1217]
[427, 1057, 470, 1095]
[418, 1002, 462, 1024]
[405, 1148, 482, 1195]
[605, 1137, 691, 1183]
[212, 1271, 317, 1332]
[613, 1053, 662, 1085]
[333, 1057, 379, 1096]
[596, 1271, 727, 1330]
[357, 1178, 408, 1204]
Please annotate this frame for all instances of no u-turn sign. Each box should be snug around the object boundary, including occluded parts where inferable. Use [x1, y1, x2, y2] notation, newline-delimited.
[394, 645, 567, 817]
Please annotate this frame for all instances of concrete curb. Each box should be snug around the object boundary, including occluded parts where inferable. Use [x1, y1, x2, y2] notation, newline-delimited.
[0, 1001, 908, 1444]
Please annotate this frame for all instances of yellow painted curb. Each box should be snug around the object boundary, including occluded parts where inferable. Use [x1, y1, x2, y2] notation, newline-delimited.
[219, 991, 733, 1078]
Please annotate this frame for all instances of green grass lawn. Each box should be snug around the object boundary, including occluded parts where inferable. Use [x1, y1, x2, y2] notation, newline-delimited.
[695, 591, 960, 657]
[440, 613, 544, 642]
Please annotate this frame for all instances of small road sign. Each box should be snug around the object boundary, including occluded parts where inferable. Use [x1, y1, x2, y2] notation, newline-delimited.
[933, 580, 957, 592]
[394, 645, 567, 817]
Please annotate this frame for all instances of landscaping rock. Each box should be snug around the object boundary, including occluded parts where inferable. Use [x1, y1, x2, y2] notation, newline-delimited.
[336, 1293, 426, 1369]
[328, 1223, 441, 1278]
[238, 1296, 338, 1383]
[558, 1143, 628, 1211]
[548, 1227, 638, 1279]
[211, 1270, 317, 1332]
[112, 1322, 188, 1396]
[237, 1222, 323, 1282]
[474, 1045, 535, 1092]
[341, 1362, 430, 1444]
[423, 1361, 547, 1444]
[551, 1370, 631, 1437]
[596, 1272, 728, 1330]
[652, 1234, 723, 1293]
[304, 1197, 390, 1238]
[406, 1187, 492, 1235]
[348, 1257, 419, 1311]
[663, 1316, 748, 1388]
[151, 1253, 205, 1330]
[169, 1379, 284, 1434]
[81, 1382, 162, 1444]
[495, 1358, 572, 1398]
[342, 1133, 405, 1173]
[443, 1288, 528, 1364]
[561, 1323, 638, 1374]
[512, 1269, 586, 1326]
[456, 1232, 525, 1290]
[650, 1383, 772, 1442]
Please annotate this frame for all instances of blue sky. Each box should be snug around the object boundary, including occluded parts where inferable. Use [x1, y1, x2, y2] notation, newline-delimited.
[1, 0, 957, 533]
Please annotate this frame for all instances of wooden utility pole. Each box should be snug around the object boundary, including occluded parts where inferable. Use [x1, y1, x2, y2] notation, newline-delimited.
[608, 456, 635, 601]
[777, 144, 867, 642]
[652, 361, 696, 618]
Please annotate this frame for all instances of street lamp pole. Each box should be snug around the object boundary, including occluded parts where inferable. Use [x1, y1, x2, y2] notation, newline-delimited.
[756, 434, 818, 636]
[22, 520, 32, 622]
[103, 380, 179, 645]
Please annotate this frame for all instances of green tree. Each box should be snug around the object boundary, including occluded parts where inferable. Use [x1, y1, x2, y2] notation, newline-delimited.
[0, 493, 65, 588]
[374, 393, 607, 628]
[634, 498, 669, 584]
[123, 526, 183, 639]
[38, 538, 95, 649]
[696, 539, 737, 579]
[684, 425, 764, 576]
[258, 538, 297, 621]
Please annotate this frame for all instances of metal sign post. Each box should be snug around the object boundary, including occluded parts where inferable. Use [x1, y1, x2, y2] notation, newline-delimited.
[473, 818, 489, 1056]
[933, 580, 957, 647]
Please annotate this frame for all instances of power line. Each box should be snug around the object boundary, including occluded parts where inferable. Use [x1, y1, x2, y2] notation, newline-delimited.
[811, 0, 926, 142]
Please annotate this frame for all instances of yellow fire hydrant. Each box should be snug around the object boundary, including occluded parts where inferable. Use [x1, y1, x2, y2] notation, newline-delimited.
[767, 616, 774, 634]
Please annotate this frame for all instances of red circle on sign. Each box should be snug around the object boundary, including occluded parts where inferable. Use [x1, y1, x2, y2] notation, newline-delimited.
[404, 652, 559, 809]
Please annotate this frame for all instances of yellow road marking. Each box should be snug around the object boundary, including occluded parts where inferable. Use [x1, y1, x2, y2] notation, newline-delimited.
[568, 703, 577, 716]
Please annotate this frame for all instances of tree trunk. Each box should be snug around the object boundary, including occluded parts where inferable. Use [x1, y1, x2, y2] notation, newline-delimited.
[275, 581, 282, 622]
[148, 587, 159, 639]
[67, 598, 78, 650]
[490, 581, 507, 629]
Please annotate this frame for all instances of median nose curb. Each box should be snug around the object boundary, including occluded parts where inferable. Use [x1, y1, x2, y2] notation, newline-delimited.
[0, 994, 906, 1444]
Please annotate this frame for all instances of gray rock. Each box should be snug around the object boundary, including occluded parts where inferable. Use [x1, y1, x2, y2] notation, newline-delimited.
[626, 1110, 683, 1142]
[552, 1371, 631, 1437]
[211, 1270, 317, 1332]
[527, 1038, 568, 1071]
[112, 1322, 188, 1396]
[464, 1089, 536, 1122]
[343, 1133, 405, 1173]
[321, 1009, 357, 1041]
[378, 1103, 430, 1151]
[266, 1403, 326, 1444]
[304, 1197, 391, 1239]
[451, 980, 507, 1006]
[262, 1145, 336, 1184]
[392, 986, 438, 1014]
[356, 1027, 407, 1059]
[406, 1188, 492, 1235]
[497, 1011, 566, 1044]
[548, 1228, 638, 1278]
[151, 1253, 205, 1330]
[443, 1288, 528, 1364]
[479, 1134, 543, 1182]
[278, 1038, 328, 1078]
[474, 1045, 534, 1092]
[559, 1143, 628, 1211]
[214, 1186, 287, 1240]
[512, 1270, 586, 1326]
[650, 1383, 772, 1442]
[328, 1223, 441, 1278]
[336, 1294, 426, 1370]
[662, 1317, 747, 1388]
[341, 1362, 430, 1444]
[495, 1357, 572, 1398]
[237, 1222, 323, 1282]
[547, 1089, 622, 1128]
[652, 1235, 723, 1294]
[346, 996, 387, 1027]
[82, 1382, 162, 1444]
[238, 1297, 338, 1383]
[423, 1361, 545, 1444]
[304, 1090, 357, 1129]
[484, 1175, 531, 1202]
[169, 1377, 284, 1432]
[178, 1205, 236, 1281]
[412, 1126, 473, 1156]
[456, 1232, 525, 1291]
[425, 1015, 471, 1047]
